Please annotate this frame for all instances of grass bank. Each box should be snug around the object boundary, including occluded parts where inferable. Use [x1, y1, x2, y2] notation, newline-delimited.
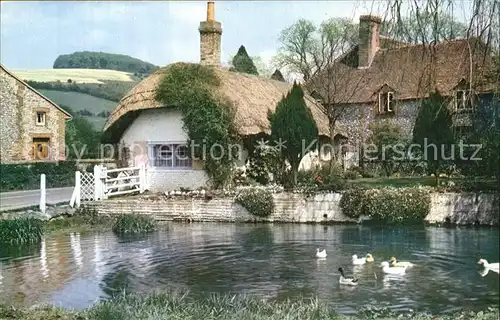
[0, 292, 498, 320]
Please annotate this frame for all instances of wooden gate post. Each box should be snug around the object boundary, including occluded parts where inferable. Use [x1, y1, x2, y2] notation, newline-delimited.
[40, 174, 46, 214]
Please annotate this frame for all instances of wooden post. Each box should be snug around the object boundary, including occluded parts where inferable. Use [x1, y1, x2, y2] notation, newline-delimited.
[94, 165, 101, 200]
[40, 174, 46, 214]
[139, 164, 145, 193]
[75, 171, 81, 208]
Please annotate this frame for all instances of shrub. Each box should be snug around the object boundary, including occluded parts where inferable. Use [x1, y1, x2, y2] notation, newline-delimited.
[340, 187, 431, 223]
[343, 169, 360, 180]
[112, 214, 157, 235]
[297, 165, 346, 192]
[365, 187, 431, 224]
[0, 218, 44, 245]
[0, 161, 77, 192]
[235, 187, 275, 217]
[339, 187, 368, 219]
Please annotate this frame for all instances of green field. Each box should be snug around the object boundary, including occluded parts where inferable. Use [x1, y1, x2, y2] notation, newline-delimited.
[39, 89, 117, 130]
[13, 68, 137, 84]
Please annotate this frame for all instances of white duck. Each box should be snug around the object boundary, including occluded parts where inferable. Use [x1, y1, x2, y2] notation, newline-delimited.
[478, 259, 499, 273]
[389, 256, 414, 268]
[380, 261, 407, 274]
[352, 253, 374, 265]
[338, 267, 358, 285]
[316, 248, 327, 258]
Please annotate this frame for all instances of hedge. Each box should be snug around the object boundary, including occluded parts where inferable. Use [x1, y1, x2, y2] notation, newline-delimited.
[0, 161, 78, 192]
[235, 187, 275, 217]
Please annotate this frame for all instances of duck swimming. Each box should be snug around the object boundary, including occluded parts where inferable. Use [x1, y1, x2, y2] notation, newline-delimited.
[380, 261, 407, 274]
[338, 267, 358, 285]
[389, 256, 414, 267]
[352, 253, 374, 265]
[316, 248, 327, 258]
[478, 259, 499, 273]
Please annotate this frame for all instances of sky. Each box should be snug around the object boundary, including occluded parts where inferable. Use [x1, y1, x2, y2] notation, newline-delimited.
[0, 0, 475, 71]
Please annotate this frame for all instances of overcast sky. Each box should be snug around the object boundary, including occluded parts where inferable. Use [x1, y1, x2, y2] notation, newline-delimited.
[0, 0, 474, 70]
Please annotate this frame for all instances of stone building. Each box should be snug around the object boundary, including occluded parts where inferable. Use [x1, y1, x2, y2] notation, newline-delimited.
[305, 15, 496, 168]
[0, 64, 72, 163]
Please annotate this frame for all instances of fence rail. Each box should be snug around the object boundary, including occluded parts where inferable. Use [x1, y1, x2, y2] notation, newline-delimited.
[70, 164, 146, 207]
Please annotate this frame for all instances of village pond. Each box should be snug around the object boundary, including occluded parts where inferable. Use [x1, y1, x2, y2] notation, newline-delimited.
[0, 223, 498, 316]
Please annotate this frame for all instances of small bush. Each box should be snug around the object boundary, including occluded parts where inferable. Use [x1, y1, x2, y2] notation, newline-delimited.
[365, 187, 431, 223]
[339, 187, 368, 219]
[112, 214, 157, 235]
[235, 187, 275, 217]
[339, 187, 431, 223]
[0, 218, 44, 245]
[343, 169, 360, 180]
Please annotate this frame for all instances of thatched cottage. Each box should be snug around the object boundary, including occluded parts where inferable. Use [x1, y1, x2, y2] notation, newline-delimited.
[0, 64, 72, 163]
[103, 2, 329, 192]
[305, 15, 496, 167]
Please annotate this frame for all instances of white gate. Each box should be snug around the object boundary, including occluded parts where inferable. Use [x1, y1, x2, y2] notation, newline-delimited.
[70, 164, 147, 207]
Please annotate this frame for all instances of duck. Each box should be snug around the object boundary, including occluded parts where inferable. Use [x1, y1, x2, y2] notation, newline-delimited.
[477, 259, 499, 273]
[352, 253, 374, 265]
[338, 267, 358, 285]
[380, 261, 407, 274]
[316, 248, 327, 258]
[389, 256, 414, 268]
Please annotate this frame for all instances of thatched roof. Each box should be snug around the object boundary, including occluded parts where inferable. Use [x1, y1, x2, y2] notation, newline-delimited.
[103, 63, 330, 142]
[306, 38, 495, 104]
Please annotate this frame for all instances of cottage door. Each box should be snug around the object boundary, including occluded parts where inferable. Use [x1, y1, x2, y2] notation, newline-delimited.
[32, 138, 50, 160]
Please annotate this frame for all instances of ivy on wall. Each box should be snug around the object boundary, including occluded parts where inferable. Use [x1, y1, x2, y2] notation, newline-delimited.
[154, 63, 239, 188]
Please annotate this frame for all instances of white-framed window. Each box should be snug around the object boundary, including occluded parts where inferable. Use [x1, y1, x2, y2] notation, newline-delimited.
[455, 90, 472, 110]
[149, 142, 192, 169]
[378, 92, 394, 114]
[36, 111, 46, 126]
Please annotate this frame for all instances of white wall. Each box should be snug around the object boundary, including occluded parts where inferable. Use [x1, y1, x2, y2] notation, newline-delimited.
[120, 108, 208, 192]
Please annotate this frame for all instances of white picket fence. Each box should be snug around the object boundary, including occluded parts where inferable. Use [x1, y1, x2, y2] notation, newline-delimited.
[70, 164, 146, 207]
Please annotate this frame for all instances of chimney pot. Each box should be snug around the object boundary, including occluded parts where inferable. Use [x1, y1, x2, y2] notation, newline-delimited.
[207, 1, 215, 21]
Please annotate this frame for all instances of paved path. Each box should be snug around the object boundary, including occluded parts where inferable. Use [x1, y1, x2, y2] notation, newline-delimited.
[0, 187, 74, 212]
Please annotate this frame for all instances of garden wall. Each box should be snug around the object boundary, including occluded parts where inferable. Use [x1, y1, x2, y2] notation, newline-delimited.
[86, 191, 499, 226]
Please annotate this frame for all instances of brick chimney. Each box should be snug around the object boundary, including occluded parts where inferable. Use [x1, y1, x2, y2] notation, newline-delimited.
[358, 15, 382, 68]
[199, 1, 222, 66]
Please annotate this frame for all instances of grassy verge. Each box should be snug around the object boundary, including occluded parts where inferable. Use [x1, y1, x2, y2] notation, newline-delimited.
[0, 292, 498, 320]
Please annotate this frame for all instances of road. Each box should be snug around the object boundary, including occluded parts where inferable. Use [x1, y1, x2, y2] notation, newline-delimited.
[0, 187, 74, 212]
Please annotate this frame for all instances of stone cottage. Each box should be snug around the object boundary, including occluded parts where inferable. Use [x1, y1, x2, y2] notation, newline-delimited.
[305, 15, 496, 168]
[0, 64, 72, 163]
[102, 1, 329, 192]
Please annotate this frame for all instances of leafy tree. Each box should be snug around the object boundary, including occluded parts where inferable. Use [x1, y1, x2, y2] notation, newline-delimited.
[60, 105, 101, 159]
[412, 91, 455, 182]
[230, 45, 259, 75]
[366, 121, 405, 177]
[268, 82, 318, 185]
[270, 69, 285, 82]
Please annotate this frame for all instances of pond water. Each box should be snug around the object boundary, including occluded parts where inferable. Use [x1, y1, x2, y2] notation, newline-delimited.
[0, 223, 498, 315]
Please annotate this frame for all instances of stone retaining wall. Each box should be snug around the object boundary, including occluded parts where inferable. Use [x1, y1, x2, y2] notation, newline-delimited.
[85, 191, 499, 226]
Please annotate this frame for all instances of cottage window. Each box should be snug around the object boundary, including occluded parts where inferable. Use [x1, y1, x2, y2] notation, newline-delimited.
[378, 92, 394, 114]
[455, 90, 472, 110]
[36, 112, 46, 126]
[150, 143, 192, 169]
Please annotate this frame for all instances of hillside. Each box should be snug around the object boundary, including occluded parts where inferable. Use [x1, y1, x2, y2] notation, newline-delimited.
[53, 51, 159, 75]
[39, 90, 117, 130]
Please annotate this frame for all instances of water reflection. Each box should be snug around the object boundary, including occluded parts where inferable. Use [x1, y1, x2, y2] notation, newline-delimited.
[0, 224, 497, 315]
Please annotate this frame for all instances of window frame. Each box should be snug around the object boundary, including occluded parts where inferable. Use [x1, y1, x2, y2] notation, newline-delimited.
[36, 111, 46, 126]
[148, 142, 193, 170]
[378, 91, 395, 114]
[455, 89, 473, 111]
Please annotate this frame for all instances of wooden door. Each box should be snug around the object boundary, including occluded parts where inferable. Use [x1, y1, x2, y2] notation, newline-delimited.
[32, 138, 50, 160]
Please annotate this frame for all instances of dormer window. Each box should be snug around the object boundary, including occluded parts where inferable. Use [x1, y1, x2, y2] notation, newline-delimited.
[455, 90, 472, 110]
[36, 112, 46, 126]
[378, 92, 394, 114]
